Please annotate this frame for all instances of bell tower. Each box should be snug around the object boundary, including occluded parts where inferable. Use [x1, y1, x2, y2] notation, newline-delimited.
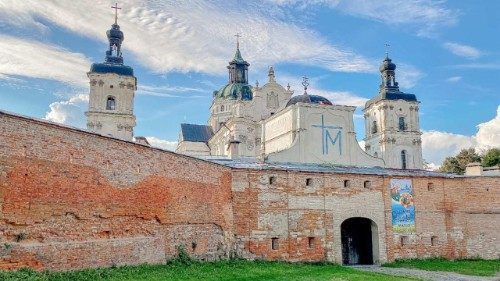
[85, 3, 136, 141]
[363, 54, 423, 169]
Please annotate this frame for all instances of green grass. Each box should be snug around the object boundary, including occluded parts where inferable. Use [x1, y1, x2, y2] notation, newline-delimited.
[383, 258, 500, 277]
[0, 260, 418, 281]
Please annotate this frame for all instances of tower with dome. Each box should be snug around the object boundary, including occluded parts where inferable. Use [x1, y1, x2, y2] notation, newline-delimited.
[85, 6, 137, 141]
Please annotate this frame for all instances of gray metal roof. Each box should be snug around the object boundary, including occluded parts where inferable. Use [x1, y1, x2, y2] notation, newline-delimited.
[180, 123, 214, 142]
[204, 158, 458, 178]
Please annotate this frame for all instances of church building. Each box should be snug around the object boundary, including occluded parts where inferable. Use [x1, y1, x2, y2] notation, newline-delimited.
[175, 41, 422, 169]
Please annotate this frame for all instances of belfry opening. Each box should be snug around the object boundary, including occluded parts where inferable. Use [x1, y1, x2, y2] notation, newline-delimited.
[341, 217, 378, 265]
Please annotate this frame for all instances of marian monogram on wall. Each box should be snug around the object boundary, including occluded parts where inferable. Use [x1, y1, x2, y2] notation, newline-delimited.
[312, 114, 343, 156]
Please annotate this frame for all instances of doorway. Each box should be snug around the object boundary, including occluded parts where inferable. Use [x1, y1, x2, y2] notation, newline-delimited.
[341, 217, 377, 265]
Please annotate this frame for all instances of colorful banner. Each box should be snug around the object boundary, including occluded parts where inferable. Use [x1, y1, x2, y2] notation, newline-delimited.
[390, 179, 415, 233]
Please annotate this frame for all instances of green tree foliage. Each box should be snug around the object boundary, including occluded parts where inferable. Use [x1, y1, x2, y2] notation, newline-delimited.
[439, 148, 481, 175]
[481, 148, 500, 167]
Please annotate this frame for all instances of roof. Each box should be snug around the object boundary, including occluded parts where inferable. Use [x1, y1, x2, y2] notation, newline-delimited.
[214, 82, 253, 100]
[204, 158, 458, 178]
[90, 62, 134, 76]
[180, 123, 214, 142]
[365, 89, 417, 108]
[286, 94, 332, 107]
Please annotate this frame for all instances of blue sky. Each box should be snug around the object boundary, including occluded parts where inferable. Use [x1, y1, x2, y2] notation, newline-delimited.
[0, 0, 499, 167]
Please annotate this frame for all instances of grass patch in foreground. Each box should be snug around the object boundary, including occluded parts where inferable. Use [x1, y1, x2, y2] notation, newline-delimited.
[383, 258, 500, 276]
[0, 260, 418, 281]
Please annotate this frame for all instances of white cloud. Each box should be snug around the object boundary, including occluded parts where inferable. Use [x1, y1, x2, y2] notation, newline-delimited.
[396, 63, 424, 89]
[422, 105, 500, 166]
[443, 42, 481, 59]
[45, 94, 89, 128]
[0, 0, 374, 76]
[281, 74, 368, 107]
[446, 76, 462, 83]
[270, 0, 458, 37]
[145, 136, 177, 151]
[137, 85, 205, 98]
[0, 34, 90, 85]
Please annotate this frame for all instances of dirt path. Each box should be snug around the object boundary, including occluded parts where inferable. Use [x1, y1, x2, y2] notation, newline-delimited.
[353, 265, 500, 281]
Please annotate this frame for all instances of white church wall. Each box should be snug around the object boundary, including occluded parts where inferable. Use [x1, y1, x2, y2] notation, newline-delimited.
[265, 103, 384, 167]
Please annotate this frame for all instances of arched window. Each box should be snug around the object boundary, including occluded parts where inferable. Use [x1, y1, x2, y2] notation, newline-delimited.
[399, 117, 406, 131]
[372, 121, 378, 134]
[106, 96, 116, 110]
[220, 105, 224, 112]
[401, 150, 407, 169]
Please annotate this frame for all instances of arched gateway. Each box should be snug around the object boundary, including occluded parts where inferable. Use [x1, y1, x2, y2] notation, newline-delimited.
[341, 217, 379, 265]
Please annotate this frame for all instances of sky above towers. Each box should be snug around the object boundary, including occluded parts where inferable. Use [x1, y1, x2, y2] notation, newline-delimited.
[0, 0, 499, 167]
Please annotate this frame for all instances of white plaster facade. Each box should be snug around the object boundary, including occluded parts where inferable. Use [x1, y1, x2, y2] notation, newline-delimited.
[86, 72, 137, 141]
[264, 103, 384, 167]
[363, 99, 423, 169]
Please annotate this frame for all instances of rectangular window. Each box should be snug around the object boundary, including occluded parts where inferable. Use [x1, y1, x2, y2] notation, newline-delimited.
[306, 178, 312, 186]
[269, 176, 276, 185]
[308, 237, 315, 248]
[399, 117, 406, 131]
[427, 183, 434, 191]
[271, 238, 279, 250]
[343, 180, 350, 188]
[431, 236, 438, 246]
[400, 236, 409, 246]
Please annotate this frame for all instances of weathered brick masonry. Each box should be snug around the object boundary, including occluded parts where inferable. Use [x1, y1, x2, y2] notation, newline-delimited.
[0, 112, 233, 270]
[0, 111, 499, 270]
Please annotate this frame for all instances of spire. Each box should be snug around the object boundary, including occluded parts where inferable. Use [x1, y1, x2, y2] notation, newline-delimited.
[268, 66, 276, 83]
[227, 33, 249, 84]
[302, 76, 309, 95]
[105, 4, 125, 65]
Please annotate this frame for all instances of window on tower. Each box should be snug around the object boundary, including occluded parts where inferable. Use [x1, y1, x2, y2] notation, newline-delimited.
[372, 120, 378, 134]
[399, 117, 406, 131]
[106, 96, 116, 110]
[401, 150, 407, 169]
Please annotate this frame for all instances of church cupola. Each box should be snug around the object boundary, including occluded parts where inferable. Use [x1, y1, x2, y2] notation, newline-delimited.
[228, 35, 249, 84]
[213, 34, 252, 101]
[379, 55, 398, 90]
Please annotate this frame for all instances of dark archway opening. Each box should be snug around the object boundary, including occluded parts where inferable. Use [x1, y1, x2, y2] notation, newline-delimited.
[341, 217, 375, 265]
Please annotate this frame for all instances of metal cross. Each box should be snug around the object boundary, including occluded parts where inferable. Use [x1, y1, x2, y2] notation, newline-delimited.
[302, 76, 309, 94]
[111, 3, 122, 24]
[384, 43, 391, 58]
[234, 33, 241, 49]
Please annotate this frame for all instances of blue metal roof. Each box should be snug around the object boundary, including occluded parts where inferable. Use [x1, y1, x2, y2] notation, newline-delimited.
[286, 94, 332, 107]
[90, 62, 134, 76]
[365, 89, 417, 108]
[180, 123, 214, 142]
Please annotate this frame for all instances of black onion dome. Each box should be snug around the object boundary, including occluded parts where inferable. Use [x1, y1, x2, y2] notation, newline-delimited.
[286, 95, 332, 107]
[379, 57, 396, 72]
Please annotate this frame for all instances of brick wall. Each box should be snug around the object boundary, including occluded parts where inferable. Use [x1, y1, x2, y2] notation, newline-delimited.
[0, 111, 498, 271]
[0, 112, 234, 270]
[231, 170, 500, 263]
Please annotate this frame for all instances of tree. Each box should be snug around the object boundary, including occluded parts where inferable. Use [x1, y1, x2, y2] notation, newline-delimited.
[481, 148, 500, 167]
[439, 148, 481, 175]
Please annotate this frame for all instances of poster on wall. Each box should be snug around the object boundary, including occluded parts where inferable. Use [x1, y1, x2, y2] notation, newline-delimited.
[390, 179, 415, 233]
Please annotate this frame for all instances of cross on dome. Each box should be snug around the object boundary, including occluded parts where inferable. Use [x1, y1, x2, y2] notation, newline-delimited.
[111, 3, 122, 25]
[302, 76, 309, 95]
[235, 33, 241, 50]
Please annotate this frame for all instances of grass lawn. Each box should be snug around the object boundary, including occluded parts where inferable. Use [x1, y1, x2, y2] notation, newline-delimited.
[0, 260, 418, 281]
[383, 258, 500, 277]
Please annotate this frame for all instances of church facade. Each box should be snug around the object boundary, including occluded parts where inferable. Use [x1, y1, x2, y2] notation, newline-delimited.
[175, 43, 421, 170]
[0, 16, 498, 271]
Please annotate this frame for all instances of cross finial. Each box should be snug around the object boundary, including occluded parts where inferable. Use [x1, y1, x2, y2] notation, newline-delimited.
[111, 3, 122, 25]
[235, 33, 241, 49]
[302, 76, 309, 95]
[384, 43, 391, 58]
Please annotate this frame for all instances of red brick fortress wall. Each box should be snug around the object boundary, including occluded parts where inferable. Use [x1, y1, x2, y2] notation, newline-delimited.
[0, 112, 234, 270]
[231, 169, 500, 263]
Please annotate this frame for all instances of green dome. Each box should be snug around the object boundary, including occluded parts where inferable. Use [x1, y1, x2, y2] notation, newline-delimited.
[214, 83, 253, 100]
